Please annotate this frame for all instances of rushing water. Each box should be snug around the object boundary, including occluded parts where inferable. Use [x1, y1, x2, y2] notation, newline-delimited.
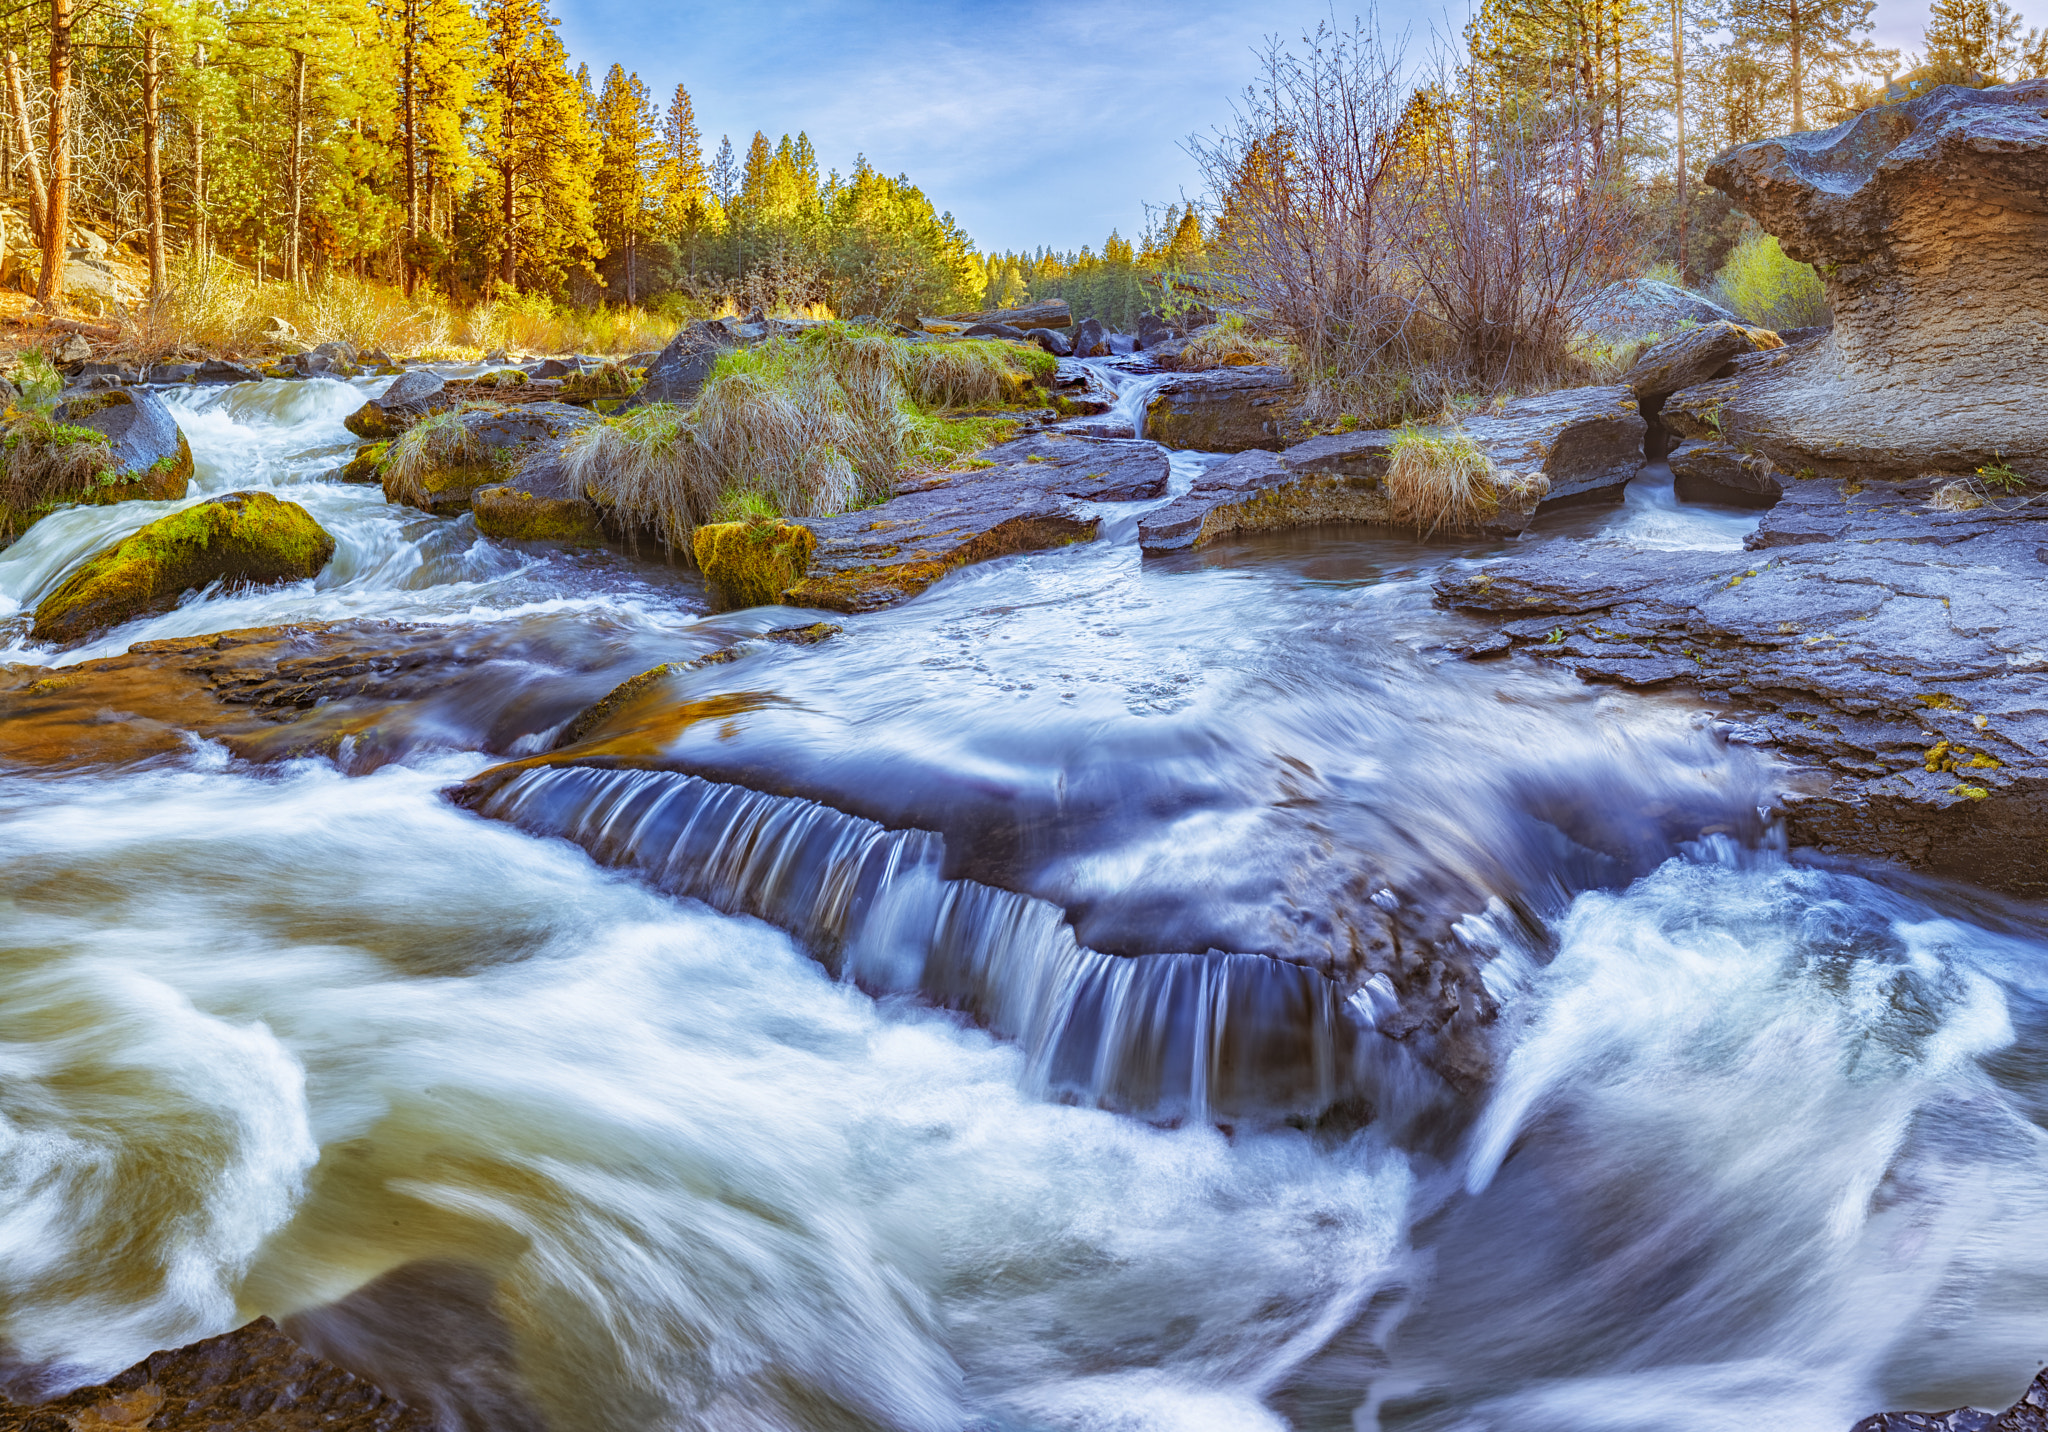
[0, 367, 2044, 1431]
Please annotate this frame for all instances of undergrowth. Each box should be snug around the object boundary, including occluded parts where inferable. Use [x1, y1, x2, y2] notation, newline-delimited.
[1176, 313, 1293, 370]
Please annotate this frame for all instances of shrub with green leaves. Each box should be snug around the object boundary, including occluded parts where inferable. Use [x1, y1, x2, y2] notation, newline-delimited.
[1713, 234, 1830, 331]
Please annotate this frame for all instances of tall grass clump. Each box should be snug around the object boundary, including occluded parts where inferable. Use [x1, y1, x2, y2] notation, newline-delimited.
[1175, 313, 1294, 370]
[564, 325, 1053, 555]
[1712, 234, 1830, 331]
[381, 406, 494, 508]
[1385, 425, 1515, 535]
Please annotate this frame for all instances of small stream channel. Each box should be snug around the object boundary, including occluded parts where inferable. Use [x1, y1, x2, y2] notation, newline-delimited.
[0, 364, 2043, 1432]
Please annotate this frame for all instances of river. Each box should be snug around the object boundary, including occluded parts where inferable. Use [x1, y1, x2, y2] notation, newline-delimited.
[0, 366, 2043, 1432]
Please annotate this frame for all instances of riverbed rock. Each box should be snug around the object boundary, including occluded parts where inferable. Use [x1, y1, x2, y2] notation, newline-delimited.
[1669, 439, 1782, 506]
[1851, 1364, 2048, 1432]
[0, 1317, 430, 1432]
[622, 321, 734, 410]
[345, 367, 449, 439]
[1137, 311, 1174, 350]
[471, 449, 604, 545]
[382, 402, 597, 515]
[55, 386, 196, 489]
[1434, 474, 2048, 897]
[1025, 327, 1071, 358]
[1458, 384, 1647, 506]
[33, 491, 336, 645]
[1070, 318, 1109, 359]
[1626, 321, 1784, 405]
[1144, 366, 1302, 452]
[694, 518, 818, 611]
[340, 442, 389, 483]
[784, 433, 1168, 611]
[1694, 78, 2048, 481]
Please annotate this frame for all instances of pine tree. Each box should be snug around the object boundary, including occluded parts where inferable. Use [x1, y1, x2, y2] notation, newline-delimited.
[1923, 0, 2043, 80]
[384, 0, 481, 291]
[1720, 0, 1889, 129]
[475, 0, 596, 291]
[657, 81, 707, 241]
[591, 63, 658, 301]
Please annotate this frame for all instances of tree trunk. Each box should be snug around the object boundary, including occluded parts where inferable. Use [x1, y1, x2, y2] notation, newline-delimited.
[402, 0, 417, 295]
[190, 42, 207, 262]
[5, 47, 45, 242]
[1674, 0, 1687, 277]
[35, 0, 71, 311]
[500, 160, 515, 288]
[1790, 7, 1805, 131]
[287, 47, 306, 283]
[142, 25, 164, 296]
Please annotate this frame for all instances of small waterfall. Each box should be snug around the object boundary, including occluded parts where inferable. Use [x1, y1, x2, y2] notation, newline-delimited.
[1056, 357, 1177, 441]
[459, 764, 1378, 1123]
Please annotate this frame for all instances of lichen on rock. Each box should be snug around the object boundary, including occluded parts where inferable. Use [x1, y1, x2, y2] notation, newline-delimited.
[32, 490, 336, 645]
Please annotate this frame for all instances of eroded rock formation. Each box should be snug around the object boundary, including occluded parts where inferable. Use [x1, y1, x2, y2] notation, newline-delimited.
[1697, 79, 2048, 479]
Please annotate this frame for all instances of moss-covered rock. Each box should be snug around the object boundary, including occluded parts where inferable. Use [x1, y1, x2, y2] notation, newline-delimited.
[692, 517, 817, 610]
[32, 491, 336, 645]
[382, 403, 598, 515]
[0, 389, 193, 546]
[472, 482, 604, 544]
[338, 442, 389, 484]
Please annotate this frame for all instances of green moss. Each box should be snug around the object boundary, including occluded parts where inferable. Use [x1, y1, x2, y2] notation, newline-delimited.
[472, 484, 604, 545]
[340, 442, 391, 484]
[692, 517, 817, 611]
[32, 491, 336, 644]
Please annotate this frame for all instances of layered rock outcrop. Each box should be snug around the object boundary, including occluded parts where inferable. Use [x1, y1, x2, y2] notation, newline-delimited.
[1695, 79, 2048, 479]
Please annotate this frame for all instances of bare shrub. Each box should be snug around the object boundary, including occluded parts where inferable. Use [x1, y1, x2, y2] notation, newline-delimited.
[1189, 19, 1638, 423]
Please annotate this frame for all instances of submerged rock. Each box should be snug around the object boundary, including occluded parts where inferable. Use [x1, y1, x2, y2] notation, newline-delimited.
[1694, 78, 2048, 480]
[786, 433, 1167, 611]
[1144, 366, 1302, 452]
[32, 491, 336, 645]
[0, 1317, 429, 1431]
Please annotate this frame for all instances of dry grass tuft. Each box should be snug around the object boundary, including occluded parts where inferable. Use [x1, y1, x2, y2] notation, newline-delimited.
[381, 406, 494, 508]
[1174, 314, 1294, 370]
[1385, 425, 1514, 535]
[1929, 480, 1987, 512]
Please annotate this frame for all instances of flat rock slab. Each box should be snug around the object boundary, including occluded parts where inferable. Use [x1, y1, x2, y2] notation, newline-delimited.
[1851, 1364, 2047, 1432]
[1457, 384, 1646, 505]
[0, 1317, 428, 1431]
[1436, 477, 2048, 895]
[1143, 366, 1302, 452]
[788, 434, 1167, 612]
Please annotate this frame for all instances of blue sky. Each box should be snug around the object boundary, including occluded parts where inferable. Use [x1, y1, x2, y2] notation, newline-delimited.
[553, 0, 2047, 258]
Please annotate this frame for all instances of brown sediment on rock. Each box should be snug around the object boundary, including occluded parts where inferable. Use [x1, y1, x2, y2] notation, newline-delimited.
[0, 1317, 429, 1431]
[1434, 475, 2048, 897]
[1691, 79, 2048, 480]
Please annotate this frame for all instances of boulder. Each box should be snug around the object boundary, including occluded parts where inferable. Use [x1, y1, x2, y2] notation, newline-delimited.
[962, 322, 1027, 340]
[345, 367, 449, 439]
[32, 491, 335, 645]
[0, 390, 194, 546]
[925, 299, 1072, 332]
[52, 331, 92, 365]
[1143, 366, 1302, 452]
[472, 449, 604, 545]
[1852, 1364, 2048, 1432]
[1136, 311, 1174, 349]
[339, 442, 389, 483]
[1626, 320, 1784, 405]
[1694, 78, 2048, 480]
[0, 1317, 429, 1432]
[785, 434, 1168, 611]
[381, 402, 597, 515]
[1578, 277, 1737, 345]
[621, 319, 735, 410]
[1070, 318, 1109, 358]
[1025, 326, 1071, 357]
[195, 358, 264, 384]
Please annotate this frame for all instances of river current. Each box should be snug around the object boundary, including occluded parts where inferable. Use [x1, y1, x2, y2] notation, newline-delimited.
[0, 368, 2044, 1431]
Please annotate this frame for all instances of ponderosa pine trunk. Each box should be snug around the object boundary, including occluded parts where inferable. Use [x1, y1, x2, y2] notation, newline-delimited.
[35, 0, 71, 310]
[142, 24, 164, 296]
[402, 0, 417, 294]
[190, 42, 207, 262]
[287, 48, 305, 283]
[5, 47, 45, 247]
